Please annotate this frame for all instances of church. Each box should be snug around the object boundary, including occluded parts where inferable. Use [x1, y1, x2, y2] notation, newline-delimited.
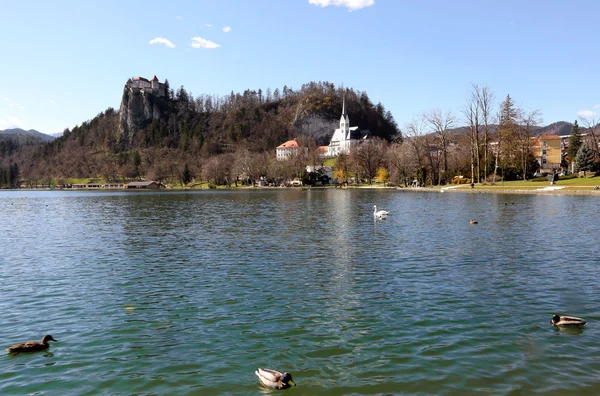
[326, 97, 370, 157]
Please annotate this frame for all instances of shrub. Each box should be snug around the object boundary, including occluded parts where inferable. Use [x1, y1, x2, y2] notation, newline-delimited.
[451, 176, 472, 184]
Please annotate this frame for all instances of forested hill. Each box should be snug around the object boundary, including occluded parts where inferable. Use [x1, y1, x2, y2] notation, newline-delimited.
[3, 81, 399, 181]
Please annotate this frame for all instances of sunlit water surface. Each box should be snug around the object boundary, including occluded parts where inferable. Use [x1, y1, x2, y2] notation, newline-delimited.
[1, 189, 600, 395]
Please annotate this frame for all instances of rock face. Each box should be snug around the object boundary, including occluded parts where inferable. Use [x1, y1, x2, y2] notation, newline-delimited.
[118, 86, 164, 146]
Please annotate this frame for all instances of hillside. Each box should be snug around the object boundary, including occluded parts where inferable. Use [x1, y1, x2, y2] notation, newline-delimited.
[2, 80, 400, 182]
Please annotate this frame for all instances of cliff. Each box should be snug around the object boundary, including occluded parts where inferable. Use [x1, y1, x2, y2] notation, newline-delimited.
[118, 86, 166, 146]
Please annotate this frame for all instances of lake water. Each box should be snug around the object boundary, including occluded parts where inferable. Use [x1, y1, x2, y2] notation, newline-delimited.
[1, 189, 600, 395]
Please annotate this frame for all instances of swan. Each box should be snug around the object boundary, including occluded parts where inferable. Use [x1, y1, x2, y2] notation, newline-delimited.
[373, 205, 389, 218]
[6, 335, 57, 353]
[550, 314, 586, 327]
[255, 368, 296, 389]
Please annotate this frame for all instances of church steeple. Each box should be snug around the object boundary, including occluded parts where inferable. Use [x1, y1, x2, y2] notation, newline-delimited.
[340, 95, 350, 139]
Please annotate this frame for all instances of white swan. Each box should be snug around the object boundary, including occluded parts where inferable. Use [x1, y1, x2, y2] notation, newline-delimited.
[373, 205, 389, 218]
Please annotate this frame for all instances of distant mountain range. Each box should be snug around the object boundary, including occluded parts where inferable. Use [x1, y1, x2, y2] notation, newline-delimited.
[447, 121, 574, 137]
[0, 128, 55, 142]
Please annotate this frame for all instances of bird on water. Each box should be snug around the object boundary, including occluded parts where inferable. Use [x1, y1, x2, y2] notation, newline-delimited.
[255, 368, 297, 389]
[373, 205, 390, 218]
[6, 335, 58, 353]
[470, 219, 478, 224]
[550, 315, 586, 327]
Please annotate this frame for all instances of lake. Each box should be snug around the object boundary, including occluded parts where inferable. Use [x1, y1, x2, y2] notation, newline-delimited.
[1, 189, 599, 395]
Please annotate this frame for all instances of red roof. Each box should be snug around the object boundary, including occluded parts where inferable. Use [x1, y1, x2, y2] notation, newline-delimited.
[317, 146, 328, 152]
[134, 77, 150, 83]
[276, 139, 299, 149]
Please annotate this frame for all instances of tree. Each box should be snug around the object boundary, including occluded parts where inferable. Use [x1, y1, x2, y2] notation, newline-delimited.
[181, 163, 192, 186]
[387, 142, 413, 186]
[518, 110, 542, 180]
[463, 88, 481, 183]
[349, 138, 387, 185]
[575, 144, 593, 173]
[425, 109, 455, 184]
[567, 120, 582, 170]
[376, 167, 389, 186]
[495, 94, 521, 182]
[578, 116, 600, 160]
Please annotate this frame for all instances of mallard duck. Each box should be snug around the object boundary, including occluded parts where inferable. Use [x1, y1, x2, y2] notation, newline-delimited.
[6, 335, 58, 353]
[470, 219, 478, 224]
[373, 205, 389, 218]
[255, 368, 296, 389]
[550, 315, 586, 327]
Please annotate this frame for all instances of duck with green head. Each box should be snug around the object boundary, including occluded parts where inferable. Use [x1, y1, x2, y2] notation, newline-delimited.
[550, 315, 586, 327]
[255, 368, 297, 389]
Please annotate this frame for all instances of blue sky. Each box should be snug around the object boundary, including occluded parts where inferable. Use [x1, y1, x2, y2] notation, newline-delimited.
[1, 0, 598, 134]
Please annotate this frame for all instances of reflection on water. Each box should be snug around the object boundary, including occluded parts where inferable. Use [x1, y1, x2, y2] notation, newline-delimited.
[1, 189, 600, 395]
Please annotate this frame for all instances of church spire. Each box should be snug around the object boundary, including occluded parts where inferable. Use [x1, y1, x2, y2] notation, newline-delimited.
[341, 95, 347, 117]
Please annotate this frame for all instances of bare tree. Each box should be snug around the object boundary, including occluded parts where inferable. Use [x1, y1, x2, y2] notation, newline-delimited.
[463, 93, 481, 183]
[349, 138, 388, 184]
[387, 142, 414, 186]
[476, 85, 494, 181]
[425, 109, 455, 184]
[518, 110, 542, 180]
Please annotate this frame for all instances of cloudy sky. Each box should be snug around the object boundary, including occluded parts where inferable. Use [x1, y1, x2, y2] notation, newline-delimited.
[1, 0, 598, 134]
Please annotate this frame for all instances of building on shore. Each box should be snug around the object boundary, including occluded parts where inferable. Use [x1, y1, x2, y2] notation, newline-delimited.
[326, 96, 370, 157]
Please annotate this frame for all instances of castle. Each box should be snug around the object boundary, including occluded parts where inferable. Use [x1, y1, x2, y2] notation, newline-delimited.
[125, 75, 166, 97]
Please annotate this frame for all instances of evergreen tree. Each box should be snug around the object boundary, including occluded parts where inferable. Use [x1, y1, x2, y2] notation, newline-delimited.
[181, 163, 192, 185]
[9, 163, 20, 188]
[567, 120, 582, 166]
[575, 144, 593, 172]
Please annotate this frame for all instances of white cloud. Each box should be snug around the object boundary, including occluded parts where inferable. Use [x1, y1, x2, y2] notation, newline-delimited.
[191, 36, 221, 49]
[223, 26, 231, 33]
[577, 110, 597, 117]
[205, 24, 212, 28]
[18, 106, 25, 110]
[176, 16, 183, 20]
[3, 97, 9, 101]
[308, 0, 374, 11]
[0, 116, 25, 128]
[48, 99, 55, 104]
[8, 103, 14, 108]
[593, 104, 600, 109]
[149, 37, 176, 48]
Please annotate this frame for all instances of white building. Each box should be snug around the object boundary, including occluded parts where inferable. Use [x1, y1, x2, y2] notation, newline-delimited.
[276, 139, 307, 160]
[327, 97, 370, 156]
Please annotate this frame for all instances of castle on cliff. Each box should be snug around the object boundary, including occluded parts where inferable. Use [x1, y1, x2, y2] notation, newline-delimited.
[125, 75, 166, 97]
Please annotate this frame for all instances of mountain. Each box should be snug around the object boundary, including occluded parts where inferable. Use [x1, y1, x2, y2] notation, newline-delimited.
[446, 121, 574, 137]
[0, 128, 55, 141]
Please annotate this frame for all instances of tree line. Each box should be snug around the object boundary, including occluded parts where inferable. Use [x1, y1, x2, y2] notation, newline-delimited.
[1, 80, 599, 188]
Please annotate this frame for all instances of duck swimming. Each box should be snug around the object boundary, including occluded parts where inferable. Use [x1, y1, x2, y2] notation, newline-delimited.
[255, 368, 296, 389]
[550, 315, 586, 327]
[470, 219, 478, 224]
[6, 335, 58, 353]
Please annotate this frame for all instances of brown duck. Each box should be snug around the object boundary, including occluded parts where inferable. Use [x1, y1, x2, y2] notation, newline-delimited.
[6, 335, 58, 353]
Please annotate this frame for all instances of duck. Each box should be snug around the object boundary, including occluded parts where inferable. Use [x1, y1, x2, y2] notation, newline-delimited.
[550, 315, 586, 327]
[6, 335, 58, 353]
[470, 219, 478, 224]
[255, 368, 296, 389]
[373, 205, 390, 218]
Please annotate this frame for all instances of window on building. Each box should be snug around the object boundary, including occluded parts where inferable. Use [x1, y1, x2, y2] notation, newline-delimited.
[542, 150, 547, 155]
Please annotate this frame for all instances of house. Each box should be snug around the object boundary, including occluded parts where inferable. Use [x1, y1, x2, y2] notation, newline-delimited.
[531, 135, 568, 172]
[275, 139, 308, 160]
[124, 180, 162, 189]
[326, 96, 370, 157]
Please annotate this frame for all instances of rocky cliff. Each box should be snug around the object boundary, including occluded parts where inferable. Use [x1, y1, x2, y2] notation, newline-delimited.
[118, 86, 165, 146]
